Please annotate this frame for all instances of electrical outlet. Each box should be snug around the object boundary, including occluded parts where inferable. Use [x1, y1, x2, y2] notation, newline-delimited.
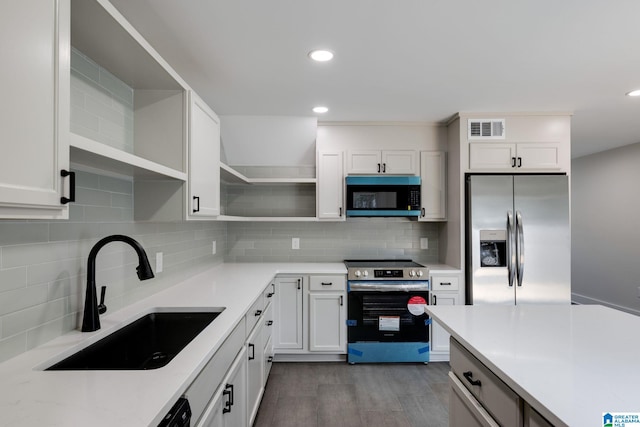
[292, 237, 300, 250]
[420, 238, 429, 250]
[155, 252, 163, 273]
[212, 241, 216, 255]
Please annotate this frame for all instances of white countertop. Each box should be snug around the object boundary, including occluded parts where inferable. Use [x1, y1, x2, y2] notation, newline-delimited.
[0, 262, 345, 427]
[426, 304, 640, 427]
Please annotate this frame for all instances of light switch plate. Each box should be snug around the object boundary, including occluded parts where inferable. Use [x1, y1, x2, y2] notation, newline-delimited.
[292, 237, 300, 250]
[155, 252, 163, 273]
[420, 238, 429, 250]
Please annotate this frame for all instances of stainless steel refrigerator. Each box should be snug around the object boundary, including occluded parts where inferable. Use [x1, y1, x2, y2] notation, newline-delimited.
[466, 175, 570, 305]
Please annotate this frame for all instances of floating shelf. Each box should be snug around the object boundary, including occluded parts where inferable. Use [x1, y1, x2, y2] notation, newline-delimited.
[220, 163, 316, 185]
[70, 133, 187, 181]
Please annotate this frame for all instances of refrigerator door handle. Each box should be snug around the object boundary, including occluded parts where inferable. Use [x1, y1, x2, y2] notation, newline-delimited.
[516, 210, 525, 286]
[507, 211, 516, 287]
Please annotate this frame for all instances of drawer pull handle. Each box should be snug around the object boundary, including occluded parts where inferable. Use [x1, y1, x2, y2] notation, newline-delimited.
[248, 343, 255, 360]
[267, 292, 274, 298]
[267, 320, 273, 326]
[60, 170, 76, 204]
[267, 356, 274, 363]
[441, 282, 452, 286]
[463, 371, 482, 387]
[321, 282, 333, 286]
[254, 309, 262, 316]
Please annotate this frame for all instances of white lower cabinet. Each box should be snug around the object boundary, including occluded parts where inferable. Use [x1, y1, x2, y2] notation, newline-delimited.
[246, 319, 265, 425]
[273, 276, 304, 350]
[308, 276, 346, 352]
[196, 346, 248, 427]
[429, 273, 463, 361]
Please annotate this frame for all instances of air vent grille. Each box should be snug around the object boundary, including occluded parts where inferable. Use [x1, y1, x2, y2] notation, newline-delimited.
[468, 119, 505, 139]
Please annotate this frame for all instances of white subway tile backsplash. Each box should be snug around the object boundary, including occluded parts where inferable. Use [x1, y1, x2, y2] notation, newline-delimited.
[0, 267, 27, 293]
[0, 285, 49, 317]
[0, 333, 26, 362]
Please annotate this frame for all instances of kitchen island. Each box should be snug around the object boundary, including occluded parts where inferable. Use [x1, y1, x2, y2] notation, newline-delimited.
[426, 304, 640, 426]
[0, 263, 345, 426]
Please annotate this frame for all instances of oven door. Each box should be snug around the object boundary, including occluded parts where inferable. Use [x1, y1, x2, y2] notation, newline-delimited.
[347, 289, 429, 343]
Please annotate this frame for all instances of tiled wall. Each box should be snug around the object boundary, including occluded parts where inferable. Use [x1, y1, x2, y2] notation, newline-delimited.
[0, 170, 225, 363]
[226, 218, 441, 263]
[70, 48, 135, 153]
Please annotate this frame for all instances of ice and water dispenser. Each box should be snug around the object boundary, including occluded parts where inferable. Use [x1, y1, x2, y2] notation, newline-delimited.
[479, 230, 507, 267]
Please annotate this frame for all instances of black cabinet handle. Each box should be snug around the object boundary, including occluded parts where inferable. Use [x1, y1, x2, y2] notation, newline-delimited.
[339, 207, 342, 217]
[340, 295, 343, 306]
[192, 196, 200, 213]
[297, 279, 301, 290]
[421, 207, 425, 217]
[267, 292, 274, 298]
[60, 170, 75, 204]
[441, 282, 452, 286]
[382, 163, 386, 173]
[248, 343, 255, 360]
[223, 383, 233, 413]
[517, 157, 522, 168]
[463, 371, 482, 387]
[266, 320, 273, 326]
[377, 163, 381, 173]
[321, 282, 333, 286]
[511, 157, 517, 167]
[432, 294, 437, 305]
[267, 356, 274, 363]
[254, 309, 262, 316]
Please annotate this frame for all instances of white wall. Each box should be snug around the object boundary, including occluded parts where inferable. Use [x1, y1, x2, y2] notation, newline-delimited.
[572, 142, 640, 314]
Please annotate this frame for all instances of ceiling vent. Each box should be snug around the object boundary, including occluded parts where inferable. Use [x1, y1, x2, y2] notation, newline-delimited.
[468, 119, 505, 140]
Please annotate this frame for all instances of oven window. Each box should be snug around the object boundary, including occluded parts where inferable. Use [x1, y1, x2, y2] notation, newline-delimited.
[347, 291, 429, 343]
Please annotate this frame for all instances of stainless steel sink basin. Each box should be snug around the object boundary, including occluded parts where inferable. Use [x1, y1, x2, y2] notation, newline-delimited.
[46, 309, 224, 371]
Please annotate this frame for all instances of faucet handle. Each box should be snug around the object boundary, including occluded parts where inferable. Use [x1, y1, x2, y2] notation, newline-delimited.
[98, 286, 107, 315]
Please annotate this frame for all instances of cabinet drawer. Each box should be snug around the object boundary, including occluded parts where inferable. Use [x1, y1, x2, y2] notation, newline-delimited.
[309, 275, 346, 291]
[450, 338, 522, 426]
[246, 296, 265, 335]
[432, 276, 459, 291]
[262, 301, 274, 346]
[264, 282, 276, 306]
[185, 318, 245, 424]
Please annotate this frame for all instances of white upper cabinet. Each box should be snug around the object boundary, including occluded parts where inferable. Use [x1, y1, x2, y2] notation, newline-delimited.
[469, 142, 561, 171]
[347, 150, 417, 175]
[188, 92, 220, 218]
[0, 0, 70, 219]
[419, 151, 447, 221]
[316, 151, 344, 220]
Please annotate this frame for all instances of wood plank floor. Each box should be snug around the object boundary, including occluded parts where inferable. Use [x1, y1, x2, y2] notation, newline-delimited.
[254, 362, 450, 427]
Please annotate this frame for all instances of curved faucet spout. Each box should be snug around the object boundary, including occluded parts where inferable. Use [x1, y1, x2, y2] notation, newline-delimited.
[82, 235, 155, 332]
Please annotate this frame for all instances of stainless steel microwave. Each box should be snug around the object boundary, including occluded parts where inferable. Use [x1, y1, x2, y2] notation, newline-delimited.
[345, 176, 421, 217]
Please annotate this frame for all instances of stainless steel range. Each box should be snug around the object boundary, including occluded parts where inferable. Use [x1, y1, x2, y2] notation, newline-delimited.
[345, 260, 430, 364]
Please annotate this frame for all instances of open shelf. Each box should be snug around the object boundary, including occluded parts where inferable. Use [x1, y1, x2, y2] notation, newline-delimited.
[220, 163, 316, 185]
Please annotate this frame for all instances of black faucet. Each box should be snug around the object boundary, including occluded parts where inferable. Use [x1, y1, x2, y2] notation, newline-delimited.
[82, 235, 155, 332]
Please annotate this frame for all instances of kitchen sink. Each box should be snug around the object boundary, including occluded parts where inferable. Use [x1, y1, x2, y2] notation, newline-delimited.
[46, 309, 224, 371]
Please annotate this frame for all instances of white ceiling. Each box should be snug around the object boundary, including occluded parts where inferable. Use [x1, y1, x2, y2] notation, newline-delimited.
[109, 0, 640, 158]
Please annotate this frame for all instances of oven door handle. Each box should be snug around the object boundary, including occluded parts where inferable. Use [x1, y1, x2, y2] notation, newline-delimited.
[348, 282, 430, 292]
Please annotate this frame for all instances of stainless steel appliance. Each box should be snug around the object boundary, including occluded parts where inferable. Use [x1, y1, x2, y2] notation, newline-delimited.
[466, 175, 570, 305]
[345, 176, 421, 217]
[345, 260, 430, 363]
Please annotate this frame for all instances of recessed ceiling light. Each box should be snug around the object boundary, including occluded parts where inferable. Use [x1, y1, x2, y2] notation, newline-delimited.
[313, 106, 329, 113]
[308, 50, 334, 62]
[626, 89, 640, 97]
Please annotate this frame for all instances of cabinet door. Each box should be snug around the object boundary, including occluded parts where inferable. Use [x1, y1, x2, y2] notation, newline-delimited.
[273, 277, 303, 349]
[196, 347, 247, 427]
[430, 292, 459, 355]
[515, 143, 561, 170]
[382, 150, 417, 174]
[317, 151, 344, 220]
[247, 322, 265, 426]
[347, 150, 381, 174]
[188, 92, 220, 218]
[469, 143, 516, 170]
[309, 292, 346, 352]
[0, 0, 70, 219]
[419, 151, 446, 221]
